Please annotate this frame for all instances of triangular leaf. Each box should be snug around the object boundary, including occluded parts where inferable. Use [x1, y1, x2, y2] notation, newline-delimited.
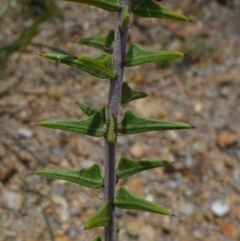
[41, 53, 116, 79]
[123, 43, 184, 67]
[76, 102, 97, 116]
[35, 163, 103, 189]
[37, 107, 106, 137]
[78, 54, 115, 79]
[76, 30, 115, 54]
[121, 82, 148, 105]
[85, 201, 110, 229]
[64, 0, 120, 12]
[114, 186, 172, 215]
[116, 156, 172, 179]
[118, 110, 193, 134]
[133, 0, 189, 22]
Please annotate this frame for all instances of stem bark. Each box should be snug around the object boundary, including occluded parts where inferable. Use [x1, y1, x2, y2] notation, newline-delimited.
[104, 1, 132, 241]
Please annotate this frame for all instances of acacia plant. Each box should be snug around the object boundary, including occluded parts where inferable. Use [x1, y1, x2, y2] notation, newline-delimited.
[35, 0, 193, 240]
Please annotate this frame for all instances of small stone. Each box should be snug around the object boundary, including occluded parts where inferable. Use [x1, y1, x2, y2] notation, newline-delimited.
[0, 157, 16, 182]
[168, 180, 179, 190]
[139, 225, 156, 241]
[130, 142, 145, 158]
[134, 97, 166, 118]
[216, 131, 238, 149]
[159, 215, 172, 233]
[48, 154, 60, 164]
[211, 200, 229, 217]
[33, 86, 47, 95]
[194, 212, 205, 223]
[18, 128, 33, 138]
[219, 222, 235, 237]
[18, 150, 33, 163]
[179, 236, 194, 241]
[194, 102, 203, 113]
[0, 144, 6, 158]
[51, 195, 70, 222]
[192, 141, 208, 154]
[145, 193, 154, 202]
[25, 238, 38, 241]
[70, 137, 89, 157]
[0, 185, 24, 211]
[133, 72, 144, 83]
[48, 88, 62, 99]
[126, 220, 140, 239]
[127, 179, 146, 197]
[179, 201, 196, 216]
[55, 235, 69, 241]
[220, 86, 230, 97]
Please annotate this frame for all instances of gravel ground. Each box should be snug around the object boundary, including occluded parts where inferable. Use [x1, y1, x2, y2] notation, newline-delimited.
[0, 0, 240, 241]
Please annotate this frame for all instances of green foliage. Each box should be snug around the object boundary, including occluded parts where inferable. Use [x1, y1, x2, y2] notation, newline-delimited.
[35, 1, 193, 240]
[114, 186, 172, 215]
[35, 163, 103, 189]
[107, 115, 116, 143]
[133, 0, 189, 21]
[118, 110, 193, 134]
[37, 107, 106, 137]
[120, 6, 130, 32]
[76, 102, 97, 116]
[64, 0, 120, 12]
[116, 156, 173, 179]
[124, 43, 184, 67]
[41, 53, 116, 79]
[121, 82, 148, 105]
[85, 201, 111, 229]
[93, 238, 102, 241]
[76, 30, 115, 54]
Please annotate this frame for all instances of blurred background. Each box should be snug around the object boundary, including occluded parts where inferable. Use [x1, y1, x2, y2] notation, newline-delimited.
[0, 0, 240, 240]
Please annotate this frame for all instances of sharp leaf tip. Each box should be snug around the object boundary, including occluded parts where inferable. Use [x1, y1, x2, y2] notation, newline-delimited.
[191, 126, 198, 129]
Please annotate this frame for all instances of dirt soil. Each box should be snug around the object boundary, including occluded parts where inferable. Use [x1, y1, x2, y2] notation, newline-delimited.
[0, 0, 240, 241]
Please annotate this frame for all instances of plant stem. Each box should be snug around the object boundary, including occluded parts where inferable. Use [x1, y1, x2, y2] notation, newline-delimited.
[104, 1, 132, 241]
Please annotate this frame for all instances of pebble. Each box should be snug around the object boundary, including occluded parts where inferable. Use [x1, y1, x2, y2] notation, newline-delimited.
[0, 184, 24, 211]
[130, 142, 145, 158]
[51, 195, 70, 222]
[0, 144, 6, 158]
[194, 101, 203, 113]
[127, 179, 146, 197]
[48, 154, 60, 164]
[216, 131, 238, 149]
[159, 215, 172, 233]
[55, 235, 69, 241]
[168, 180, 180, 190]
[179, 201, 196, 216]
[126, 220, 140, 239]
[211, 200, 230, 217]
[219, 221, 235, 237]
[18, 150, 33, 163]
[0, 157, 16, 182]
[18, 128, 33, 138]
[139, 225, 156, 241]
[192, 141, 208, 154]
[70, 136, 90, 157]
[134, 97, 166, 118]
